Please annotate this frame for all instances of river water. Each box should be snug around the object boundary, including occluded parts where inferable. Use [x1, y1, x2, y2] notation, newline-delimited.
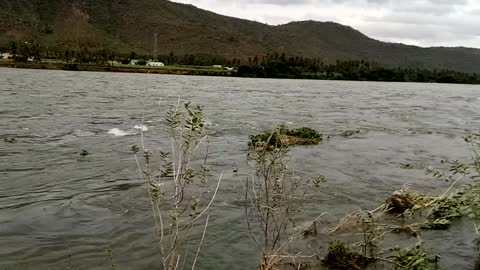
[0, 68, 479, 269]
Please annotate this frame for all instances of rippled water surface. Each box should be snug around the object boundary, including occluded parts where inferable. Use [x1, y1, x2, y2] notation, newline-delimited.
[1, 68, 479, 269]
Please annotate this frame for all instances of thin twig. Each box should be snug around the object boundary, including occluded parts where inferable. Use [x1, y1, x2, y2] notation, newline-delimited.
[183, 172, 223, 227]
[191, 214, 210, 270]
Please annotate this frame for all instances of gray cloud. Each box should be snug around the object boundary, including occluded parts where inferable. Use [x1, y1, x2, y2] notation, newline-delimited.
[173, 0, 480, 48]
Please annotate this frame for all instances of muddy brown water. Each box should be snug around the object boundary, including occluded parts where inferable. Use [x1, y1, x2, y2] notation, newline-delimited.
[1, 68, 479, 269]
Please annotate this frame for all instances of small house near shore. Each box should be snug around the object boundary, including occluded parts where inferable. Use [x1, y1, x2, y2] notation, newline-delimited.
[147, 61, 165, 67]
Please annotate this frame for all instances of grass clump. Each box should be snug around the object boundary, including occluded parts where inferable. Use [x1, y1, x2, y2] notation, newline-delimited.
[322, 241, 374, 270]
[249, 125, 322, 148]
[393, 243, 439, 270]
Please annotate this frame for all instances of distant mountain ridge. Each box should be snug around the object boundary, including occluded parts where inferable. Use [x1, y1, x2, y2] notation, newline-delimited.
[1, 0, 480, 73]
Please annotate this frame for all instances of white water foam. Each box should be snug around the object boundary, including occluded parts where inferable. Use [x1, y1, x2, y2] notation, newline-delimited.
[133, 125, 149, 131]
[108, 128, 131, 136]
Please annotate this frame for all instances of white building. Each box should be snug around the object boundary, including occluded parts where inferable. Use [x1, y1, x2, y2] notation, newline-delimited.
[0, 53, 12, 59]
[147, 61, 165, 67]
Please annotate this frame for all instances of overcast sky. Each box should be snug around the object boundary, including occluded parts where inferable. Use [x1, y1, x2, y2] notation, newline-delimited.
[172, 0, 480, 48]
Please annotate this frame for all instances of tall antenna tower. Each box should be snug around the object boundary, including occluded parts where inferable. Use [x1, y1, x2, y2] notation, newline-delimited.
[153, 33, 158, 61]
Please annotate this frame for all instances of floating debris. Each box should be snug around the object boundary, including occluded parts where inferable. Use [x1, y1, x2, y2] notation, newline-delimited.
[3, 137, 16, 143]
[399, 163, 415, 169]
[342, 129, 360, 138]
[303, 221, 318, 238]
[232, 163, 238, 173]
[386, 190, 417, 214]
[80, 149, 89, 157]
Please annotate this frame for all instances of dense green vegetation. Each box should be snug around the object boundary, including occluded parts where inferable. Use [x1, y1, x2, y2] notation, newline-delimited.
[235, 53, 480, 84]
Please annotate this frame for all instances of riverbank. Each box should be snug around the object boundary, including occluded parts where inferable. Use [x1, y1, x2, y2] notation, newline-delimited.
[0, 61, 233, 77]
[1, 60, 479, 84]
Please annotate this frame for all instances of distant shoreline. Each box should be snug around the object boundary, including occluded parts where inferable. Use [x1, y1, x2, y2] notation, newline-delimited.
[1, 61, 479, 85]
[0, 62, 233, 77]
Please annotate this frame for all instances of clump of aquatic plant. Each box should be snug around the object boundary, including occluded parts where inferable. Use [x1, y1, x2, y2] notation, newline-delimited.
[322, 240, 374, 270]
[132, 100, 222, 270]
[285, 127, 322, 140]
[249, 125, 322, 148]
[392, 243, 439, 270]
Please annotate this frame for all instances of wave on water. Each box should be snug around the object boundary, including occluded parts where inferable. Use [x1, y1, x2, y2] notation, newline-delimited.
[108, 128, 132, 136]
[133, 125, 149, 131]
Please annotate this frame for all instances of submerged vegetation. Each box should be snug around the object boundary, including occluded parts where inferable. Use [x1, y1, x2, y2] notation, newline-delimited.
[322, 241, 374, 270]
[392, 243, 439, 270]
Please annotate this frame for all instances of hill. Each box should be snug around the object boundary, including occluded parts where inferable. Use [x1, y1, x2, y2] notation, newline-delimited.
[1, 0, 480, 73]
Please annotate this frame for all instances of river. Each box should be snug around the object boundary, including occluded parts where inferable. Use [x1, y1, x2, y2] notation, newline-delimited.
[0, 68, 479, 269]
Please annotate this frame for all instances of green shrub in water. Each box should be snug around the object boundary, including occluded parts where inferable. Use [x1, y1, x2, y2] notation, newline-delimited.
[249, 125, 322, 148]
[393, 244, 439, 270]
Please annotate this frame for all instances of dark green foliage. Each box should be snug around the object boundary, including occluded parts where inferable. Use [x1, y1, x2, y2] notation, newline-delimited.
[393, 244, 439, 270]
[236, 56, 480, 84]
[285, 127, 322, 140]
[322, 241, 374, 270]
[249, 126, 322, 148]
[130, 144, 140, 154]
